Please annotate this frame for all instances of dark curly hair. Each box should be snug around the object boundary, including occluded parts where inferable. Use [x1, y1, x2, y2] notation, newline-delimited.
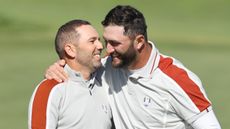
[102, 5, 148, 41]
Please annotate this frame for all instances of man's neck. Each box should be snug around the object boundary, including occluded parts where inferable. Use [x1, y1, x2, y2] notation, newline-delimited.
[66, 60, 92, 80]
[128, 42, 152, 70]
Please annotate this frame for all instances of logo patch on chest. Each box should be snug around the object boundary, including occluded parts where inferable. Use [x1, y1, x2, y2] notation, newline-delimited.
[143, 96, 152, 107]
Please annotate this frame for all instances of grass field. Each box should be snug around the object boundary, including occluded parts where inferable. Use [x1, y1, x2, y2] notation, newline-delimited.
[0, 0, 229, 128]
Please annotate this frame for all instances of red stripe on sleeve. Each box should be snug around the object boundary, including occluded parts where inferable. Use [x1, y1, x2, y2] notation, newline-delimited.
[31, 79, 59, 129]
[159, 56, 210, 112]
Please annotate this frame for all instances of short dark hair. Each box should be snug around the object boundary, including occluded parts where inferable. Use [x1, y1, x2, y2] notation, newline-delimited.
[101, 5, 148, 41]
[55, 19, 90, 58]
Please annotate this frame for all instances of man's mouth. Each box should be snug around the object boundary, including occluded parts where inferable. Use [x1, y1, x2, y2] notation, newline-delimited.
[93, 53, 101, 59]
[111, 54, 121, 62]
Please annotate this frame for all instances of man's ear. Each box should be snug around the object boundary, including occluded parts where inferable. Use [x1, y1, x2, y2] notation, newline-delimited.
[134, 35, 145, 50]
[64, 43, 76, 58]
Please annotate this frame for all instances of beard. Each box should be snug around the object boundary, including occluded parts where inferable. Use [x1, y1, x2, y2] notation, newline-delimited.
[111, 42, 137, 68]
[75, 50, 102, 73]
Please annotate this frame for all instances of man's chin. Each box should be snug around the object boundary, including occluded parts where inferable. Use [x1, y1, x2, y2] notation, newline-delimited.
[112, 61, 124, 68]
[92, 63, 102, 71]
[112, 63, 119, 68]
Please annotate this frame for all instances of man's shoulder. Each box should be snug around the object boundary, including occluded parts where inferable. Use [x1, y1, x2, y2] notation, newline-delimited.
[30, 79, 64, 107]
[37, 79, 60, 90]
[42, 79, 59, 85]
[33, 79, 66, 95]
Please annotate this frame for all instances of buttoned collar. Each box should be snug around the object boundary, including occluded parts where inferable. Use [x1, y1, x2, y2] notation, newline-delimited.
[64, 64, 96, 88]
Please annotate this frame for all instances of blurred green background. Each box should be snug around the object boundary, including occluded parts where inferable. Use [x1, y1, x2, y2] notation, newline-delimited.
[0, 0, 229, 128]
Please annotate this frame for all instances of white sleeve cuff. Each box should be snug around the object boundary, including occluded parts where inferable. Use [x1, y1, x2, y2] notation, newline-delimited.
[190, 109, 221, 129]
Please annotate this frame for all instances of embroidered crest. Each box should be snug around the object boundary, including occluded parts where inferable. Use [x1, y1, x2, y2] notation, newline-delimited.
[143, 96, 152, 107]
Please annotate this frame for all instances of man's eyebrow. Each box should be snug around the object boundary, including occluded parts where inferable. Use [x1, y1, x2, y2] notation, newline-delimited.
[103, 37, 119, 43]
[88, 36, 100, 41]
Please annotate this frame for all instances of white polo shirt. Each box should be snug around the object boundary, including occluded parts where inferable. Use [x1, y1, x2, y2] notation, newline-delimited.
[100, 42, 220, 129]
[28, 65, 113, 129]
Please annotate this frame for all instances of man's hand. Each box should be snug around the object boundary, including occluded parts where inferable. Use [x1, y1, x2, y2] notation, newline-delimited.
[45, 59, 68, 82]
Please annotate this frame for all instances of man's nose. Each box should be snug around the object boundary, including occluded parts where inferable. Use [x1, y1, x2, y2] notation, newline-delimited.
[106, 43, 115, 54]
[96, 40, 103, 50]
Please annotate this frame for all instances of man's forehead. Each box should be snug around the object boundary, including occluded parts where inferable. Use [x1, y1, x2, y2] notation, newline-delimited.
[103, 26, 126, 39]
[103, 25, 124, 32]
[77, 25, 98, 36]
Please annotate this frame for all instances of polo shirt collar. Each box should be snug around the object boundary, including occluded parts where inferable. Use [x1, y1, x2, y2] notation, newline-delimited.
[64, 64, 96, 88]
